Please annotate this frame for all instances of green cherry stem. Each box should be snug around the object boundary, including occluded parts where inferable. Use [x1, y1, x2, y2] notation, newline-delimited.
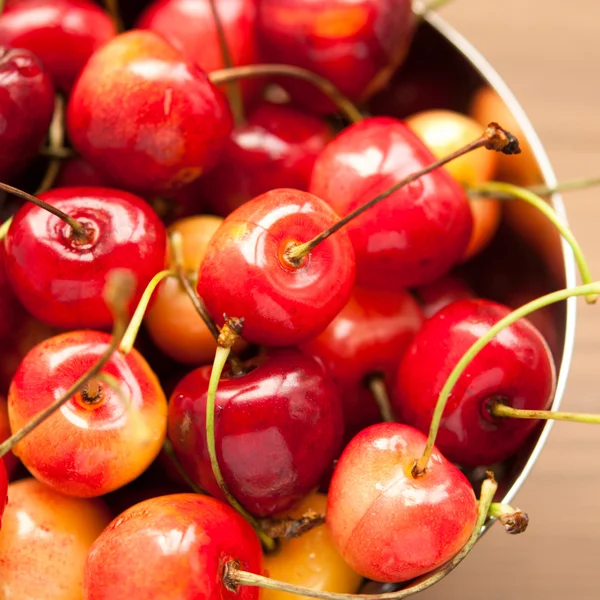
[490, 401, 600, 424]
[367, 375, 396, 422]
[36, 94, 65, 195]
[413, 281, 600, 476]
[162, 438, 207, 496]
[488, 502, 529, 534]
[469, 181, 596, 304]
[224, 474, 498, 599]
[0, 216, 12, 241]
[205, 319, 276, 552]
[468, 176, 600, 200]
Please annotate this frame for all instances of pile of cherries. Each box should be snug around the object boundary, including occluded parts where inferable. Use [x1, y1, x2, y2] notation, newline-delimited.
[0, 1, 594, 599]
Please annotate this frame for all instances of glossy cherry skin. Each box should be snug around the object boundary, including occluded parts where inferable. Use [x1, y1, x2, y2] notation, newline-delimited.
[310, 117, 473, 289]
[198, 189, 356, 346]
[393, 299, 557, 467]
[200, 102, 333, 217]
[256, 0, 415, 114]
[0, 458, 6, 528]
[0, 46, 54, 182]
[0, 0, 116, 93]
[83, 494, 263, 600]
[8, 330, 168, 497]
[301, 286, 423, 440]
[327, 422, 478, 583]
[67, 30, 233, 194]
[169, 348, 344, 516]
[413, 272, 474, 319]
[4, 186, 167, 330]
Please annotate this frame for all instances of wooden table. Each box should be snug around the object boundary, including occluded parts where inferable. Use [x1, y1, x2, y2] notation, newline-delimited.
[418, 1, 600, 598]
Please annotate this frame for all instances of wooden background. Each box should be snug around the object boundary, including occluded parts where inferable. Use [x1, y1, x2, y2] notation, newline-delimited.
[418, 1, 600, 598]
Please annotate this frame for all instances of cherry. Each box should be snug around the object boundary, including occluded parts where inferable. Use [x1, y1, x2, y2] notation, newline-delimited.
[326, 422, 478, 583]
[0, 46, 54, 182]
[55, 156, 110, 188]
[310, 117, 473, 289]
[4, 186, 167, 330]
[393, 299, 556, 466]
[200, 102, 334, 217]
[301, 286, 423, 440]
[83, 494, 264, 600]
[8, 330, 168, 497]
[413, 272, 474, 319]
[67, 30, 233, 194]
[0, 395, 18, 478]
[0, 243, 24, 342]
[197, 188, 356, 346]
[256, 0, 415, 114]
[0, 0, 116, 93]
[168, 348, 344, 516]
[0, 457, 6, 528]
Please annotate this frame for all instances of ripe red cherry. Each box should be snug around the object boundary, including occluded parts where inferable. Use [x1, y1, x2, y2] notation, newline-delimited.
[198, 188, 356, 346]
[83, 494, 264, 600]
[301, 286, 423, 439]
[200, 102, 333, 217]
[0, 0, 116, 93]
[169, 348, 344, 516]
[8, 330, 168, 497]
[4, 187, 167, 330]
[0, 395, 18, 478]
[310, 117, 473, 289]
[414, 273, 474, 319]
[0, 457, 7, 528]
[0, 244, 24, 342]
[0, 46, 54, 182]
[327, 422, 478, 583]
[67, 30, 233, 194]
[393, 299, 556, 466]
[256, 0, 415, 114]
[55, 156, 109, 188]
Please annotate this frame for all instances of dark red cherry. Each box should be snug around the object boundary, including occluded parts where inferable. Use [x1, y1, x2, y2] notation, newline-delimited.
[393, 299, 556, 466]
[168, 348, 344, 516]
[0, 457, 7, 528]
[256, 0, 415, 114]
[55, 157, 110, 188]
[0, 0, 116, 93]
[0, 244, 24, 342]
[301, 286, 423, 440]
[198, 188, 356, 347]
[310, 117, 473, 289]
[67, 30, 233, 195]
[200, 102, 333, 217]
[0, 46, 54, 182]
[4, 187, 167, 330]
[413, 273, 474, 319]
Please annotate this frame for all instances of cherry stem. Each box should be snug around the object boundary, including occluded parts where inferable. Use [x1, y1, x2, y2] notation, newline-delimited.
[39, 146, 74, 160]
[103, 0, 124, 32]
[258, 511, 326, 541]
[413, 0, 455, 18]
[413, 281, 600, 476]
[469, 181, 596, 304]
[162, 438, 207, 496]
[0, 269, 135, 459]
[36, 94, 65, 195]
[469, 176, 600, 200]
[0, 216, 12, 241]
[0, 181, 86, 238]
[490, 400, 600, 425]
[210, 65, 363, 124]
[224, 474, 498, 599]
[0, 0, 5, 17]
[367, 375, 396, 422]
[119, 269, 176, 355]
[207, 0, 244, 125]
[488, 502, 529, 534]
[285, 123, 520, 264]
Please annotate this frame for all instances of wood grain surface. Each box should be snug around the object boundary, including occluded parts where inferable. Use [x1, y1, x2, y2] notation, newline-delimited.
[417, 1, 600, 598]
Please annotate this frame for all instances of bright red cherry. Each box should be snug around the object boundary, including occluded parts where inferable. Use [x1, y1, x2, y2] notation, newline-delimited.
[0, 0, 116, 93]
[327, 422, 478, 583]
[393, 299, 556, 467]
[0, 46, 54, 182]
[0, 457, 7, 528]
[169, 348, 344, 516]
[67, 30, 233, 194]
[4, 187, 167, 330]
[256, 0, 415, 114]
[413, 272, 474, 319]
[198, 188, 356, 346]
[8, 330, 168, 497]
[310, 117, 473, 289]
[83, 494, 264, 600]
[301, 286, 423, 440]
[200, 102, 333, 217]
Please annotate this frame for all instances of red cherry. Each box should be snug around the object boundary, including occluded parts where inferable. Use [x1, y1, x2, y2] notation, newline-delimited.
[0, 46, 54, 182]
[200, 102, 333, 217]
[301, 286, 423, 439]
[4, 187, 167, 330]
[256, 0, 415, 114]
[0, 0, 116, 93]
[0, 244, 24, 342]
[310, 117, 473, 289]
[83, 494, 264, 600]
[0, 395, 18, 478]
[393, 299, 556, 466]
[198, 188, 356, 347]
[414, 272, 474, 319]
[0, 457, 7, 528]
[55, 156, 110, 188]
[67, 30, 233, 194]
[327, 422, 478, 583]
[168, 348, 344, 516]
[8, 330, 168, 497]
